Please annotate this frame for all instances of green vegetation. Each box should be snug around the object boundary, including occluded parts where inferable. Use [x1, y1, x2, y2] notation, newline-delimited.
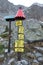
[0, 33, 9, 38]
[3, 25, 9, 33]
[3, 25, 12, 33]
[0, 25, 12, 39]
[0, 44, 4, 54]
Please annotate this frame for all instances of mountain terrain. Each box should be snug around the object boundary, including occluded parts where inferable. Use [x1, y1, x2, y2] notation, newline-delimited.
[0, 0, 43, 41]
[0, 1, 43, 65]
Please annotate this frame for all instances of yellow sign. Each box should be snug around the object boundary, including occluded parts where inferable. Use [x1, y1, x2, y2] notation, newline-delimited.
[15, 40, 24, 47]
[16, 20, 22, 26]
[15, 48, 24, 52]
[18, 34, 24, 40]
[18, 26, 24, 33]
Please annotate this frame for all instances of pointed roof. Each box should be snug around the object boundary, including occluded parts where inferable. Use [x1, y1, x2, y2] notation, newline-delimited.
[14, 7, 26, 20]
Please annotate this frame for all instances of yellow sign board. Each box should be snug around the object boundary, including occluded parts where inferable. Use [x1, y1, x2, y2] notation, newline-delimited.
[15, 40, 24, 47]
[16, 20, 22, 26]
[15, 48, 24, 52]
[18, 26, 24, 33]
[18, 34, 24, 40]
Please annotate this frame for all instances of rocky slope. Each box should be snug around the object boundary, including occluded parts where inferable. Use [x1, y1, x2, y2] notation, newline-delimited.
[0, 0, 43, 41]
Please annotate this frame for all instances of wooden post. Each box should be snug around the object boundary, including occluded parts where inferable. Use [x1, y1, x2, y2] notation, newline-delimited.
[8, 21, 11, 53]
[17, 52, 21, 61]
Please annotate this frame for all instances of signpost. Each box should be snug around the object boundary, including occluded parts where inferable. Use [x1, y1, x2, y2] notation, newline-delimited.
[18, 26, 24, 33]
[4, 15, 15, 53]
[18, 34, 24, 39]
[16, 20, 22, 26]
[15, 40, 24, 47]
[14, 7, 26, 61]
[15, 48, 24, 52]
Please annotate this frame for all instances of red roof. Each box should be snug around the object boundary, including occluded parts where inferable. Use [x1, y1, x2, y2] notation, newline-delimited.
[14, 8, 26, 20]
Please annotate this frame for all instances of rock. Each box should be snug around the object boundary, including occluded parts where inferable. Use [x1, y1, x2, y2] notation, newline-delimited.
[26, 53, 35, 59]
[21, 60, 28, 65]
[16, 60, 28, 65]
[8, 58, 15, 65]
[0, 54, 4, 62]
[38, 56, 43, 63]
[33, 59, 39, 65]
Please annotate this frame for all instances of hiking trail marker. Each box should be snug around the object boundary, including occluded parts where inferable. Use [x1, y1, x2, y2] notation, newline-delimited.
[14, 7, 26, 60]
